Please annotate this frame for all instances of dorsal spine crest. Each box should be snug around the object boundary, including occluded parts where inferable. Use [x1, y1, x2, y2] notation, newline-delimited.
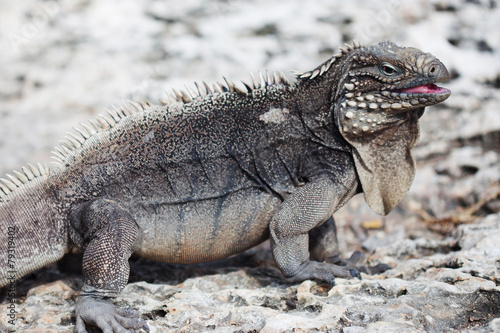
[294, 40, 364, 80]
[0, 71, 292, 200]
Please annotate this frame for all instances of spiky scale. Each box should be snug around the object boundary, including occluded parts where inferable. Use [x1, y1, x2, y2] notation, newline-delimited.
[172, 88, 183, 102]
[241, 80, 253, 92]
[0, 182, 11, 195]
[39, 163, 49, 176]
[217, 81, 229, 92]
[6, 174, 22, 187]
[53, 147, 65, 159]
[166, 92, 177, 104]
[310, 68, 321, 79]
[123, 101, 142, 116]
[74, 126, 90, 139]
[223, 77, 235, 92]
[319, 64, 328, 76]
[27, 163, 40, 177]
[21, 166, 34, 180]
[80, 122, 97, 136]
[299, 72, 312, 79]
[64, 135, 81, 148]
[250, 72, 260, 89]
[273, 72, 280, 85]
[290, 69, 302, 78]
[196, 82, 207, 96]
[212, 83, 221, 93]
[184, 85, 195, 98]
[1, 178, 17, 191]
[59, 142, 73, 154]
[106, 109, 121, 122]
[203, 81, 212, 95]
[51, 156, 64, 165]
[180, 90, 191, 103]
[233, 83, 247, 96]
[259, 72, 267, 87]
[267, 71, 273, 85]
[88, 119, 102, 132]
[13, 171, 28, 184]
[128, 101, 144, 112]
[96, 115, 110, 130]
[68, 131, 85, 144]
[280, 72, 290, 85]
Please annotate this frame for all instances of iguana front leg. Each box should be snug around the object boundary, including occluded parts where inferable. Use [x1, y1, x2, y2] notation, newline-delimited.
[74, 199, 149, 333]
[270, 174, 360, 285]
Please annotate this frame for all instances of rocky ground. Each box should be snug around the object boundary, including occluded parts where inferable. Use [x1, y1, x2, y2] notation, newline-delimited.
[1, 0, 499, 332]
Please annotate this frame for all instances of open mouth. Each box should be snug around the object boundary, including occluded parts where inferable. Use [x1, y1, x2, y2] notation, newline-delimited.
[393, 83, 450, 95]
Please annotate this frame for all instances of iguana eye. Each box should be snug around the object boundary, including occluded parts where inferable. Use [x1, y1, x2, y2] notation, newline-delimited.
[380, 62, 400, 76]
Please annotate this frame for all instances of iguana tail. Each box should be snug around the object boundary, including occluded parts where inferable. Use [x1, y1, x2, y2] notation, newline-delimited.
[0, 165, 68, 287]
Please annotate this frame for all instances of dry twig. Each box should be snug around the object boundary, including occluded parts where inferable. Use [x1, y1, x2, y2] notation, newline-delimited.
[418, 183, 500, 234]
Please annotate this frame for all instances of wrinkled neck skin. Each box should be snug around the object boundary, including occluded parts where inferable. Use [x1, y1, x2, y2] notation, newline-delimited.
[336, 100, 422, 215]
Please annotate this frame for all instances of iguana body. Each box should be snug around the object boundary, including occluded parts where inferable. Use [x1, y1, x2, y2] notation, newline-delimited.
[0, 41, 450, 332]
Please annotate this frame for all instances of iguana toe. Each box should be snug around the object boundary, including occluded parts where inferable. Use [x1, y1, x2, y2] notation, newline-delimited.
[75, 296, 148, 333]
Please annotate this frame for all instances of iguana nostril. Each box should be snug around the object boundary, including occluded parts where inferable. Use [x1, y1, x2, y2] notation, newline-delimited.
[430, 66, 436, 73]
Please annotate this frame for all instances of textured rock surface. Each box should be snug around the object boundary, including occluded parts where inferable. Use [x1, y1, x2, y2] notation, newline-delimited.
[1, 0, 499, 332]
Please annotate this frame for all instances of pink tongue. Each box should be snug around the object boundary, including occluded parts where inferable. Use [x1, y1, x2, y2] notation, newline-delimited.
[399, 83, 442, 94]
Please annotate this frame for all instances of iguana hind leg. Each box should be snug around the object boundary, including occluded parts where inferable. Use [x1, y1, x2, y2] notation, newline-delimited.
[309, 216, 339, 262]
[74, 199, 148, 333]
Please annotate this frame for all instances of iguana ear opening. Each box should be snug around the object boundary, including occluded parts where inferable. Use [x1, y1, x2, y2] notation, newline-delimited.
[343, 112, 421, 216]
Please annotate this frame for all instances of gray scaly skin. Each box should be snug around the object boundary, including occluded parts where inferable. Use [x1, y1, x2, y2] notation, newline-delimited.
[0, 41, 450, 332]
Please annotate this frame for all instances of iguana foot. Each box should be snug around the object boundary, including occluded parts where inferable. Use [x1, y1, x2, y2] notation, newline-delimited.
[75, 296, 149, 333]
[285, 260, 361, 286]
[327, 251, 392, 275]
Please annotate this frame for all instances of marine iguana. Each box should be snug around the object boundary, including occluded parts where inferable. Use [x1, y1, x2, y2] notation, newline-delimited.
[0, 41, 450, 332]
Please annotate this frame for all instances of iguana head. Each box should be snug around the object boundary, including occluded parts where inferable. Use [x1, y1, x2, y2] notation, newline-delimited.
[335, 40, 450, 137]
[337, 41, 450, 215]
[297, 41, 451, 215]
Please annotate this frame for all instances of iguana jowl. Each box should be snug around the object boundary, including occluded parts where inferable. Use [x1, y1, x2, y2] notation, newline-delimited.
[0, 41, 450, 332]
